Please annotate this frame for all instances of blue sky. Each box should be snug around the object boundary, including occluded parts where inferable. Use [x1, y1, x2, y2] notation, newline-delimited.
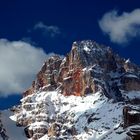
[0, 0, 140, 109]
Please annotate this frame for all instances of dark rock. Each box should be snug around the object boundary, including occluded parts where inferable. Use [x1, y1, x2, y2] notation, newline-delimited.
[123, 106, 140, 128]
[24, 126, 33, 138]
[127, 127, 140, 140]
[66, 126, 77, 136]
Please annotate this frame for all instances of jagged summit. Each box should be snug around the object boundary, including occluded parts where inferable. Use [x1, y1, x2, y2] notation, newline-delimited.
[0, 40, 140, 140]
[71, 40, 114, 67]
[72, 40, 106, 49]
[23, 40, 140, 98]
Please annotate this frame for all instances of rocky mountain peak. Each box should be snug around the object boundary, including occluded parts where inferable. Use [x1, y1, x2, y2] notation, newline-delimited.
[71, 40, 113, 67]
[23, 40, 140, 98]
[3, 40, 140, 140]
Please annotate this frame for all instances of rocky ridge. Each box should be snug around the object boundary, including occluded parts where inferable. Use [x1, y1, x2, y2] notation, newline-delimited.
[24, 40, 140, 97]
[1, 40, 140, 140]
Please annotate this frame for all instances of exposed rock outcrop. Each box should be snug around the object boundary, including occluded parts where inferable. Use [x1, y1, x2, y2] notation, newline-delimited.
[123, 106, 140, 140]
[121, 74, 140, 91]
[123, 106, 140, 128]
[127, 127, 140, 140]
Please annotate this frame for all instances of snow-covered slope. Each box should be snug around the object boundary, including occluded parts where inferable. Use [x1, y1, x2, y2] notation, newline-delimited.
[1, 90, 139, 140]
[11, 90, 139, 140]
[37, 91, 125, 140]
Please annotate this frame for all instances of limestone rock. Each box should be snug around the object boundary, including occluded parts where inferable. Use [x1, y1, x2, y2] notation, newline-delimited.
[127, 127, 140, 140]
[121, 73, 140, 91]
[123, 106, 140, 128]
[48, 123, 61, 137]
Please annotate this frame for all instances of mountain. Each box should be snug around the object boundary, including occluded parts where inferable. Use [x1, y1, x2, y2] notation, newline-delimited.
[0, 40, 140, 140]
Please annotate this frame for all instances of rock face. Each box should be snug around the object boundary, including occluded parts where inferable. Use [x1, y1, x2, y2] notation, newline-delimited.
[121, 74, 140, 91]
[123, 106, 140, 128]
[13, 40, 140, 140]
[123, 106, 140, 140]
[23, 55, 62, 97]
[22, 40, 140, 98]
[127, 127, 140, 140]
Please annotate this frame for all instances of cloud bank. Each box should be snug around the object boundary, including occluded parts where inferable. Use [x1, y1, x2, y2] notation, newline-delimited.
[34, 22, 61, 37]
[0, 39, 52, 97]
[99, 9, 140, 44]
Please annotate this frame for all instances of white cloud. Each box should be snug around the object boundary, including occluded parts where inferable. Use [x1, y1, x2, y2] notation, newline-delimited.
[99, 9, 140, 44]
[34, 22, 61, 37]
[0, 39, 54, 97]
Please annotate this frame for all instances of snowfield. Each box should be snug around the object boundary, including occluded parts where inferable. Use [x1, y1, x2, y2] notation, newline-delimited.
[38, 91, 127, 140]
[1, 90, 139, 140]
